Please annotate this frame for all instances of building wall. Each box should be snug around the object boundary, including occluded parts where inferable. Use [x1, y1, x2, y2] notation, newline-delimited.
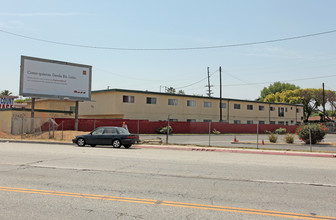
[79, 89, 304, 124]
[26, 99, 76, 112]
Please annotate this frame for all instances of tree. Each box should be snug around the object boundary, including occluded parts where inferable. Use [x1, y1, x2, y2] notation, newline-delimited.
[1, 90, 12, 96]
[264, 88, 328, 121]
[166, 87, 176, 94]
[177, 90, 185, 95]
[259, 82, 300, 101]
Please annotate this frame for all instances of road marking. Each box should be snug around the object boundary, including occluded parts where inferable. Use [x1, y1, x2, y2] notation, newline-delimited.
[0, 186, 335, 219]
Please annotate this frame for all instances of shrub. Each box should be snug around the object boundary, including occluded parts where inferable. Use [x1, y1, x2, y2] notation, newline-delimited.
[212, 129, 221, 135]
[268, 133, 278, 143]
[156, 126, 173, 134]
[274, 127, 287, 134]
[285, 133, 294, 144]
[296, 124, 328, 144]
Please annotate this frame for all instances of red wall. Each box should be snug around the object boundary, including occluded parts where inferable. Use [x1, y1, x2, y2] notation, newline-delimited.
[52, 118, 298, 134]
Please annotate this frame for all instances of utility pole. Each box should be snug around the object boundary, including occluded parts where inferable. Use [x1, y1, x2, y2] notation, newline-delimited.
[219, 66, 223, 122]
[322, 82, 326, 122]
[206, 67, 213, 97]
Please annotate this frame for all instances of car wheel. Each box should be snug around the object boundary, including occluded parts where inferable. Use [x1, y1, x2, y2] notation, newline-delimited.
[112, 139, 121, 148]
[124, 144, 132, 149]
[76, 138, 86, 147]
[90, 144, 96, 147]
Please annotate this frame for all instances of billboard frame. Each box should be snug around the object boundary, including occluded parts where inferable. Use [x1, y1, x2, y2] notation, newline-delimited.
[20, 56, 92, 101]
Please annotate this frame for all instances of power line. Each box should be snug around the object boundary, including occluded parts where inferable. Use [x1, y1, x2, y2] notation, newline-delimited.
[1, 29, 336, 51]
[175, 69, 218, 89]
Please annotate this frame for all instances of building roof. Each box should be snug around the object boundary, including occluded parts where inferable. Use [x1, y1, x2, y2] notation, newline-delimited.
[92, 88, 304, 107]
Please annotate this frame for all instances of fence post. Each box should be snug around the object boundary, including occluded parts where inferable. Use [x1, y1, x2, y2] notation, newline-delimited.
[48, 118, 51, 138]
[309, 123, 312, 152]
[137, 120, 140, 134]
[94, 119, 96, 130]
[208, 121, 211, 147]
[21, 117, 24, 139]
[257, 122, 259, 149]
[61, 121, 64, 140]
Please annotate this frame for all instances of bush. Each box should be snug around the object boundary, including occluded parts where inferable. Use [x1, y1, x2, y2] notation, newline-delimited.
[212, 129, 221, 135]
[156, 126, 173, 134]
[285, 133, 294, 144]
[274, 127, 287, 134]
[296, 124, 328, 144]
[268, 133, 278, 143]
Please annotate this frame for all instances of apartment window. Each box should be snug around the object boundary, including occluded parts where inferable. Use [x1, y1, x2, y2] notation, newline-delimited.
[259, 121, 265, 124]
[168, 99, 178, 106]
[278, 107, 284, 117]
[259, 106, 265, 111]
[187, 119, 196, 122]
[247, 120, 253, 124]
[187, 100, 196, 107]
[123, 95, 134, 103]
[297, 109, 301, 113]
[234, 104, 241, 109]
[270, 121, 276, 124]
[203, 119, 212, 122]
[247, 105, 253, 110]
[146, 97, 157, 104]
[291, 120, 294, 125]
[220, 103, 227, 108]
[285, 107, 288, 112]
[170, 119, 178, 122]
[270, 106, 275, 111]
[291, 107, 293, 110]
[204, 101, 212, 108]
[286, 121, 289, 125]
[234, 120, 241, 124]
[278, 121, 284, 125]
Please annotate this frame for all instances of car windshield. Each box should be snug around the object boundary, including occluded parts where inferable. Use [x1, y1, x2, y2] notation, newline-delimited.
[117, 127, 130, 134]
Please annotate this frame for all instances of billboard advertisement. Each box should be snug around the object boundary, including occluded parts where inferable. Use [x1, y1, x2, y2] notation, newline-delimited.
[20, 56, 92, 101]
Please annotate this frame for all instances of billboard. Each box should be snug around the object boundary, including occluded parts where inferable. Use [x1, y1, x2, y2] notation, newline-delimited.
[20, 56, 92, 101]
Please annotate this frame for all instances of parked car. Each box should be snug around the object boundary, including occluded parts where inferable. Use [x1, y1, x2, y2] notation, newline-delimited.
[72, 126, 139, 148]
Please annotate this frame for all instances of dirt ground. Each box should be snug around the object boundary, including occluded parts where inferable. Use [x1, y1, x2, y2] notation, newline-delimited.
[0, 131, 88, 142]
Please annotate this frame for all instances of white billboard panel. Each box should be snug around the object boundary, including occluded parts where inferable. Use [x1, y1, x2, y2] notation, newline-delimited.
[20, 56, 92, 101]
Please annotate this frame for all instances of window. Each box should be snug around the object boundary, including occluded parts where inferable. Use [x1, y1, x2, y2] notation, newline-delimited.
[70, 106, 76, 113]
[259, 106, 265, 111]
[203, 119, 212, 122]
[297, 109, 301, 113]
[146, 97, 157, 104]
[204, 101, 212, 108]
[247, 105, 253, 110]
[278, 107, 284, 117]
[187, 100, 196, 107]
[286, 121, 289, 125]
[92, 127, 104, 135]
[278, 121, 284, 125]
[291, 120, 294, 124]
[270, 106, 275, 111]
[104, 127, 117, 134]
[169, 119, 178, 122]
[247, 120, 253, 124]
[123, 95, 134, 103]
[291, 107, 293, 110]
[285, 107, 288, 112]
[220, 103, 227, 108]
[187, 119, 196, 122]
[270, 121, 276, 124]
[168, 99, 178, 106]
[234, 104, 241, 109]
[234, 120, 241, 124]
[259, 121, 265, 124]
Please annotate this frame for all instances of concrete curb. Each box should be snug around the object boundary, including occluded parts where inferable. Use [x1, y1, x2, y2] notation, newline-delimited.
[1, 139, 335, 158]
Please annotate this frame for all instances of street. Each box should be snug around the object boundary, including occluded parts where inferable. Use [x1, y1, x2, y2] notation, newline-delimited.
[0, 142, 335, 219]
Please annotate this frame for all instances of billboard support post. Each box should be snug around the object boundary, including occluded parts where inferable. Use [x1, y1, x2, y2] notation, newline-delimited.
[75, 101, 79, 131]
[31, 98, 35, 133]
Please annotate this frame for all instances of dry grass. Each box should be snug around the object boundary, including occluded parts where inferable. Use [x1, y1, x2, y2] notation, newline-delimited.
[0, 130, 88, 142]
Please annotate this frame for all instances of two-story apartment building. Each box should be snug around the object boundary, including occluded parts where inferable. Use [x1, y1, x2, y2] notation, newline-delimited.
[78, 89, 304, 125]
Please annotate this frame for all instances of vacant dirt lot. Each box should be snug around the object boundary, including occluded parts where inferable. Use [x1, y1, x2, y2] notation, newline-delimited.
[0, 131, 87, 142]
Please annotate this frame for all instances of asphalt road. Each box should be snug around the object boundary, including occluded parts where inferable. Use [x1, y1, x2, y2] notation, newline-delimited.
[0, 142, 336, 219]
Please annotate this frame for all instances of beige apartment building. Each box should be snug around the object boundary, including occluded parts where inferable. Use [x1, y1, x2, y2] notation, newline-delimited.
[79, 89, 304, 125]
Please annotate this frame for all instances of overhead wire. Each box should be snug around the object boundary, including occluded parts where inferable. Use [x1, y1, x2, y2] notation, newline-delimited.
[1, 29, 336, 51]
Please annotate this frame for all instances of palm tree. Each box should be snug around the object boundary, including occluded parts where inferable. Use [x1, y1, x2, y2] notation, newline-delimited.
[1, 90, 12, 96]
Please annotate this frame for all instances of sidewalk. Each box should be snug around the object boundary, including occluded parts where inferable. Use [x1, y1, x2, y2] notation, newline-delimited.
[1, 138, 335, 158]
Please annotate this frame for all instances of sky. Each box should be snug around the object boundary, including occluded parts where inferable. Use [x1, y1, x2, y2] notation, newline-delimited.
[1, 0, 336, 101]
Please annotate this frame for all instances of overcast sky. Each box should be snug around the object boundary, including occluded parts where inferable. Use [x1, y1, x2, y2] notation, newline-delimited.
[1, 0, 336, 100]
